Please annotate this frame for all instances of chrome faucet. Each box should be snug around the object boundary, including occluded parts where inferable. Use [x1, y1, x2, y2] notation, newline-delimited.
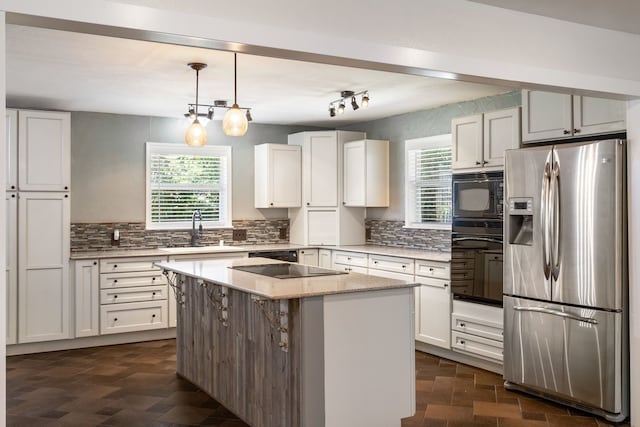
[191, 209, 203, 246]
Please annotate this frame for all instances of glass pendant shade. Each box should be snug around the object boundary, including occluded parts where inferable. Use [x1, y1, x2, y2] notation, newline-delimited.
[222, 104, 248, 136]
[185, 119, 207, 146]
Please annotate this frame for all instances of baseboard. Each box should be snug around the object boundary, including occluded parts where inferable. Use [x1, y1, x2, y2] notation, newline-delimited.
[7, 328, 177, 356]
[415, 341, 504, 375]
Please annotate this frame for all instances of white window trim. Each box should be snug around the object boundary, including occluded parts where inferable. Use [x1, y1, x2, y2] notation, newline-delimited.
[145, 142, 233, 230]
[404, 134, 452, 230]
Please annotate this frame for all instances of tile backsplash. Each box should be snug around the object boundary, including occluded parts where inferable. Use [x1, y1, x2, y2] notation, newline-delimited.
[365, 219, 450, 251]
[71, 219, 290, 252]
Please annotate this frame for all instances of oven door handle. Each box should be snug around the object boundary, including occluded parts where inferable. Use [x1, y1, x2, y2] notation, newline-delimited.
[452, 236, 503, 244]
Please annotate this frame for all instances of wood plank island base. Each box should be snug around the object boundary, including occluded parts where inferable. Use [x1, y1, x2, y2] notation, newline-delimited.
[156, 258, 418, 427]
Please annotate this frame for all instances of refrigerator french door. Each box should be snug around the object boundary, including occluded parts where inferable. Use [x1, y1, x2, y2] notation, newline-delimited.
[503, 138, 627, 422]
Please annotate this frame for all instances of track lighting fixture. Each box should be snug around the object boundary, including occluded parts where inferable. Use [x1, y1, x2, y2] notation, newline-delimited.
[327, 90, 370, 118]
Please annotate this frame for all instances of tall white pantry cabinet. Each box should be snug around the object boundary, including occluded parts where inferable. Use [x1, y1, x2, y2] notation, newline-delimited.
[5, 109, 71, 344]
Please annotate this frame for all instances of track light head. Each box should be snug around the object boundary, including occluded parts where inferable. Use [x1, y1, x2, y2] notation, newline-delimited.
[351, 96, 359, 111]
[207, 106, 214, 120]
[246, 109, 253, 122]
[337, 102, 345, 115]
[186, 106, 196, 120]
[361, 93, 369, 108]
[329, 105, 336, 117]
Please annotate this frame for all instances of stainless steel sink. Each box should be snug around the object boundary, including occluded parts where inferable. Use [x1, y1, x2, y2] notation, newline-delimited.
[158, 245, 246, 254]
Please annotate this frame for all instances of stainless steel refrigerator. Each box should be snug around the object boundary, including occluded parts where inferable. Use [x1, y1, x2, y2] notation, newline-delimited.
[503, 138, 628, 422]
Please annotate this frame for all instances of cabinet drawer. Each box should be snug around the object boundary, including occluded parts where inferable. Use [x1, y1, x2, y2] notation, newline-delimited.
[100, 285, 168, 304]
[100, 300, 168, 334]
[452, 330, 503, 363]
[100, 257, 166, 273]
[100, 271, 166, 289]
[333, 251, 368, 267]
[451, 270, 474, 281]
[367, 268, 413, 281]
[415, 260, 450, 280]
[414, 276, 449, 289]
[452, 313, 503, 342]
[450, 280, 474, 295]
[451, 250, 475, 260]
[450, 258, 474, 270]
[335, 264, 368, 274]
[368, 254, 414, 275]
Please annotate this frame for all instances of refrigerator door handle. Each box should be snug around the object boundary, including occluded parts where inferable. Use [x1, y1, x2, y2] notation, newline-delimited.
[542, 161, 552, 280]
[551, 161, 561, 281]
[512, 305, 598, 324]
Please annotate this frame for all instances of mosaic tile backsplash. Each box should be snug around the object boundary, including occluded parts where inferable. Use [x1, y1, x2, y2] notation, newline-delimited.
[71, 219, 290, 252]
[365, 219, 451, 252]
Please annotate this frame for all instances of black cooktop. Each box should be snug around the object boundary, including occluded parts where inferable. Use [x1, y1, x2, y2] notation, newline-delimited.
[229, 263, 347, 279]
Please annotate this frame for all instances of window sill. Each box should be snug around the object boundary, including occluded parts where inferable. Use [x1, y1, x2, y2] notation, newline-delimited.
[146, 224, 234, 231]
[403, 223, 452, 231]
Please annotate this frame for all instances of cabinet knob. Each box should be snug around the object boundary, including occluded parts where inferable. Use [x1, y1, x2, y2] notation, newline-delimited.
[93, 261, 97, 265]
[152, 292, 156, 296]
[114, 265, 118, 268]
[113, 279, 118, 283]
[270, 202, 274, 206]
[64, 194, 69, 198]
[64, 186, 69, 190]
[10, 185, 15, 189]
[152, 314, 156, 318]
[460, 340, 465, 345]
[114, 295, 118, 299]
[460, 322, 466, 327]
[11, 194, 15, 198]
[429, 267, 434, 272]
[114, 318, 118, 322]
[152, 277, 156, 281]
[444, 284, 448, 288]
[475, 161, 481, 165]
[306, 202, 310, 206]
[573, 128, 581, 134]
[482, 161, 488, 166]
[402, 265, 406, 269]
[563, 129, 571, 135]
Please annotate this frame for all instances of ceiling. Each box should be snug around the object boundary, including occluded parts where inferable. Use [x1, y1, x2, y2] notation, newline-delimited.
[6, 25, 512, 127]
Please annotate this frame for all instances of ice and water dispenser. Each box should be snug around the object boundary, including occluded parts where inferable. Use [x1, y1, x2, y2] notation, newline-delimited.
[508, 197, 533, 245]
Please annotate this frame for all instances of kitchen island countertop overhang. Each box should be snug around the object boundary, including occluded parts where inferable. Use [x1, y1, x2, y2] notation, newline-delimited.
[155, 256, 419, 299]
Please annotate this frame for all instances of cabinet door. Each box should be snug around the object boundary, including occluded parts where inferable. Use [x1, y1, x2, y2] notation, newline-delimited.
[307, 210, 337, 245]
[452, 114, 483, 171]
[6, 193, 17, 345]
[269, 144, 301, 207]
[304, 132, 337, 207]
[483, 108, 520, 169]
[318, 249, 332, 268]
[415, 277, 451, 349]
[343, 140, 366, 206]
[18, 192, 70, 343]
[521, 90, 572, 142]
[74, 260, 100, 337]
[18, 110, 70, 191]
[6, 109, 18, 191]
[573, 96, 626, 136]
[483, 252, 503, 302]
[298, 249, 319, 266]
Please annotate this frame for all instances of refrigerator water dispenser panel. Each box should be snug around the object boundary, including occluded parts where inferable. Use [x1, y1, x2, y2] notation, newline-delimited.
[508, 197, 533, 246]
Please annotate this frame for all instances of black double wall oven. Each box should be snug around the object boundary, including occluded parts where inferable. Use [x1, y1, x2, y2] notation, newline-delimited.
[451, 171, 504, 307]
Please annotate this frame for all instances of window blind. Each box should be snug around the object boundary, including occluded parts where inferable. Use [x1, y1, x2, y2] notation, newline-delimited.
[407, 146, 452, 224]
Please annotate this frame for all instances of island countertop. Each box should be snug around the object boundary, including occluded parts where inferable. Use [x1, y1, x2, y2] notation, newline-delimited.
[156, 257, 418, 300]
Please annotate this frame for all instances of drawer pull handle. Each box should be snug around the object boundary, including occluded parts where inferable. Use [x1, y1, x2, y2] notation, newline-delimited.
[114, 295, 118, 299]
[460, 340, 465, 345]
[373, 261, 378, 264]
[152, 314, 156, 318]
[460, 322, 465, 327]
[429, 267, 434, 271]
[114, 279, 118, 283]
[114, 317, 118, 322]
[152, 292, 156, 296]
[93, 261, 97, 266]
[152, 277, 156, 281]
[114, 264, 118, 268]
[402, 265, 406, 269]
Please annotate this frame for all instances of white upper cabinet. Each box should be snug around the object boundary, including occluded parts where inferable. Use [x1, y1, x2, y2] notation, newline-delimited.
[18, 191, 71, 343]
[6, 109, 18, 191]
[522, 90, 625, 143]
[452, 114, 483, 171]
[18, 110, 71, 191]
[343, 139, 389, 207]
[289, 131, 338, 207]
[254, 143, 301, 208]
[453, 108, 520, 172]
[573, 96, 626, 136]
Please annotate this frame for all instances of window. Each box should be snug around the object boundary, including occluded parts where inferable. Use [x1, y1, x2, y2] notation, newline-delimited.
[145, 142, 232, 229]
[405, 134, 452, 229]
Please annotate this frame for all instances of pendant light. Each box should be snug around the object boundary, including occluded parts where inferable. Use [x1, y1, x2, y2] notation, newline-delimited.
[185, 62, 208, 146]
[222, 53, 249, 136]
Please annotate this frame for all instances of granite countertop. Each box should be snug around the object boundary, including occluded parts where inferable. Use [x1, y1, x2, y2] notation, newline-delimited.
[156, 257, 418, 300]
[70, 243, 451, 262]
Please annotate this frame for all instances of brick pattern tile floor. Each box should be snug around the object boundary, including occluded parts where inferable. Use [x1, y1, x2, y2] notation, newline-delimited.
[6, 339, 629, 426]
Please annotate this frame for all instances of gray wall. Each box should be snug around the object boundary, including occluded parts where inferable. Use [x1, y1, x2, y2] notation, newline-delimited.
[71, 112, 322, 222]
[341, 91, 522, 220]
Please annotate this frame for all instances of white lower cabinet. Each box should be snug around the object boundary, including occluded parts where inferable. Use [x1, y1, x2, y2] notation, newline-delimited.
[298, 248, 319, 266]
[74, 260, 100, 338]
[5, 192, 17, 345]
[332, 250, 368, 273]
[414, 260, 451, 349]
[451, 300, 503, 364]
[318, 249, 332, 269]
[18, 192, 70, 343]
[99, 256, 169, 334]
[100, 300, 168, 334]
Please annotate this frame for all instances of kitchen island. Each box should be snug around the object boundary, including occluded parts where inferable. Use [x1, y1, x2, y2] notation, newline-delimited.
[156, 257, 418, 427]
